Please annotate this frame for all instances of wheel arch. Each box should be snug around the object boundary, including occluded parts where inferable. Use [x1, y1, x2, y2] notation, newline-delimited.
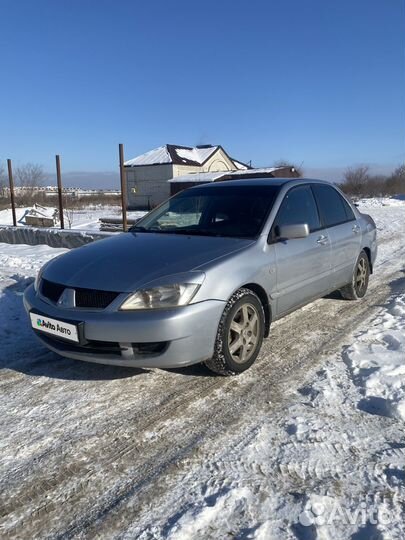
[240, 282, 271, 337]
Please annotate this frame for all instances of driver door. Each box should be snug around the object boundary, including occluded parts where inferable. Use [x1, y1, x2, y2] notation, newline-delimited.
[271, 184, 332, 316]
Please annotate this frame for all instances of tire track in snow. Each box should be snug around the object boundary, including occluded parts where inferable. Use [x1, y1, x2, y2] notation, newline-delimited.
[3, 271, 404, 537]
[43, 266, 405, 539]
[1, 222, 404, 538]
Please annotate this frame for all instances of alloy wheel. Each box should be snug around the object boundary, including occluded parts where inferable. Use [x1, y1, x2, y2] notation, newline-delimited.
[228, 303, 260, 364]
[355, 258, 368, 294]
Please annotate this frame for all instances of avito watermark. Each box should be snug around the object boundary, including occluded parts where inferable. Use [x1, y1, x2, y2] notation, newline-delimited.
[299, 500, 395, 527]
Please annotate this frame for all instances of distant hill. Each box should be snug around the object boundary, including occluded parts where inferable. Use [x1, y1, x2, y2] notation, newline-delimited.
[42, 165, 394, 190]
[45, 171, 120, 190]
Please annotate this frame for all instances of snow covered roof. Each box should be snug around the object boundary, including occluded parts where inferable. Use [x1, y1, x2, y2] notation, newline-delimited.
[231, 167, 283, 176]
[170, 171, 227, 183]
[169, 167, 286, 183]
[175, 146, 219, 165]
[22, 204, 58, 219]
[231, 158, 249, 170]
[124, 144, 222, 167]
[19, 204, 59, 225]
[124, 146, 171, 166]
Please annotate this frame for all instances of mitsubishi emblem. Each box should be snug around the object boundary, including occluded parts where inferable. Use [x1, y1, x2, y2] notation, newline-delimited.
[57, 288, 76, 308]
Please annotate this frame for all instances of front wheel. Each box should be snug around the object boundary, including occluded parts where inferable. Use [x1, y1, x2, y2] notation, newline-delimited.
[339, 250, 370, 300]
[204, 288, 265, 376]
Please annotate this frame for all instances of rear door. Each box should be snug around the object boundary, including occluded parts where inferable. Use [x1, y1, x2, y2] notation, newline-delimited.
[271, 184, 332, 316]
[311, 184, 361, 288]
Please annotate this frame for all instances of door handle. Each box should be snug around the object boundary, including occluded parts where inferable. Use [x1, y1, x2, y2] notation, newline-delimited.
[316, 235, 328, 245]
[352, 224, 360, 234]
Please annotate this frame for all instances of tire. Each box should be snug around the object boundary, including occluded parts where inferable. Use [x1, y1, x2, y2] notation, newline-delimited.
[339, 250, 370, 300]
[204, 288, 265, 376]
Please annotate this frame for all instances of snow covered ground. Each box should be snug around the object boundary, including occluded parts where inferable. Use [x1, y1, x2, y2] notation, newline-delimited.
[0, 205, 146, 231]
[0, 198, 404, 539]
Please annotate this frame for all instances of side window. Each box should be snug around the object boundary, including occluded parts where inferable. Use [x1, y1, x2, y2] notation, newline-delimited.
[312, 184, 352, 227]
[274, 185, 320, 234]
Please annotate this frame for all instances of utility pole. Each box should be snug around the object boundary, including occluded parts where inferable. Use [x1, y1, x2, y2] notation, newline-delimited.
[119, 143, 128, 232]
[55, 155, 65, 229]
[7, 159, 17, 227]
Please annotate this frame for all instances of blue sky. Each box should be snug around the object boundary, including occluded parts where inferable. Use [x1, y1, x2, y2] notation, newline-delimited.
[1, 0, 404, 186]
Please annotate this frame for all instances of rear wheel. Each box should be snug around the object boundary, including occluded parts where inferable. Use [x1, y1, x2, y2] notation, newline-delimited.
[340, 250, 370, 300]
[204, 288, 265, 375]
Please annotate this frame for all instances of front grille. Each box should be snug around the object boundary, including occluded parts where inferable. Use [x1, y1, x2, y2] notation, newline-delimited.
[41, 279, 65, 302]
[75, 287, 119, 309]
[40, 279, 120, 309]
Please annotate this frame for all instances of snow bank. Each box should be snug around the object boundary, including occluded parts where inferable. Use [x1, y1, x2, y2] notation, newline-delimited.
[357, 196, 405, 208]
[0, 225, 110, 249]
[0, 242, 67, 273]
[346, 293, 405, 420]
[0, 205, 146, 231]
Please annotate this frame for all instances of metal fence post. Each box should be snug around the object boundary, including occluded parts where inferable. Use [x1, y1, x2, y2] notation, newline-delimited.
[7, 159, 17, 227]
[119, 143, 128, 232]
[55, 155, 65, 229]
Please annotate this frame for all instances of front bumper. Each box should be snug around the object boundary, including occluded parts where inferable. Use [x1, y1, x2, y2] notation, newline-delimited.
[23, 284, 225, 368]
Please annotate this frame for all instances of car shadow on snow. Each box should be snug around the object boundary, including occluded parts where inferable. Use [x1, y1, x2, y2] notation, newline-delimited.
[323, 290, 347, 301]
[162, 363, 214, 377]
[0, 275, 148, 381]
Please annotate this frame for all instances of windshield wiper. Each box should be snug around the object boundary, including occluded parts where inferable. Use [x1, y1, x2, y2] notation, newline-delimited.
[163, 228, 221, 237]
[130, 226, 224, 237]
[130, 226, 153, 233]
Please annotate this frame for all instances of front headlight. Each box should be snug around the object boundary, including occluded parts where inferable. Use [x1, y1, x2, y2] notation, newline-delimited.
[120, 283, 200, 310]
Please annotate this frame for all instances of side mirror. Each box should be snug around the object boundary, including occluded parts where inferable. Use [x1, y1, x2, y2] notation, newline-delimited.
[278, 223, 309, 240]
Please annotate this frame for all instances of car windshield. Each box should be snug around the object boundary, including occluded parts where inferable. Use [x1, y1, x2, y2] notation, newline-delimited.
[130, 184, 280, 239]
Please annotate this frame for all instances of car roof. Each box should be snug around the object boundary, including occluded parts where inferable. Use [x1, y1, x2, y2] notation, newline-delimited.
[188, 177, 332, 189]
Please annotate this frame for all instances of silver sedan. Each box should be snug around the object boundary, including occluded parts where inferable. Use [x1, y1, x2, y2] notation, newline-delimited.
[24, 178, 377, 375]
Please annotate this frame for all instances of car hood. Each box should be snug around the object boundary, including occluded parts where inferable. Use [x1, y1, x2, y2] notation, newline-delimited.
[44, 232, 254, 292]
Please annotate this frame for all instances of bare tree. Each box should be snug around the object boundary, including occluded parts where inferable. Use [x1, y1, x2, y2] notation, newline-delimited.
[386, 164, 405, 195]
[273, 160, 304, 177]
[63, 208, 74, 229]
[366, 174, 389, 197]
[63, 196, 74, 229]
[340, 166, 369, 197]
[0, 162, 7, 197]
[15, 163, 46, 189]
[393, 163, 405, 178]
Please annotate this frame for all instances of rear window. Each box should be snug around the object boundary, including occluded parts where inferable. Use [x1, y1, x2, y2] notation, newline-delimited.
[312, 184, 353, 228]
[341, 196, 356, 221]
